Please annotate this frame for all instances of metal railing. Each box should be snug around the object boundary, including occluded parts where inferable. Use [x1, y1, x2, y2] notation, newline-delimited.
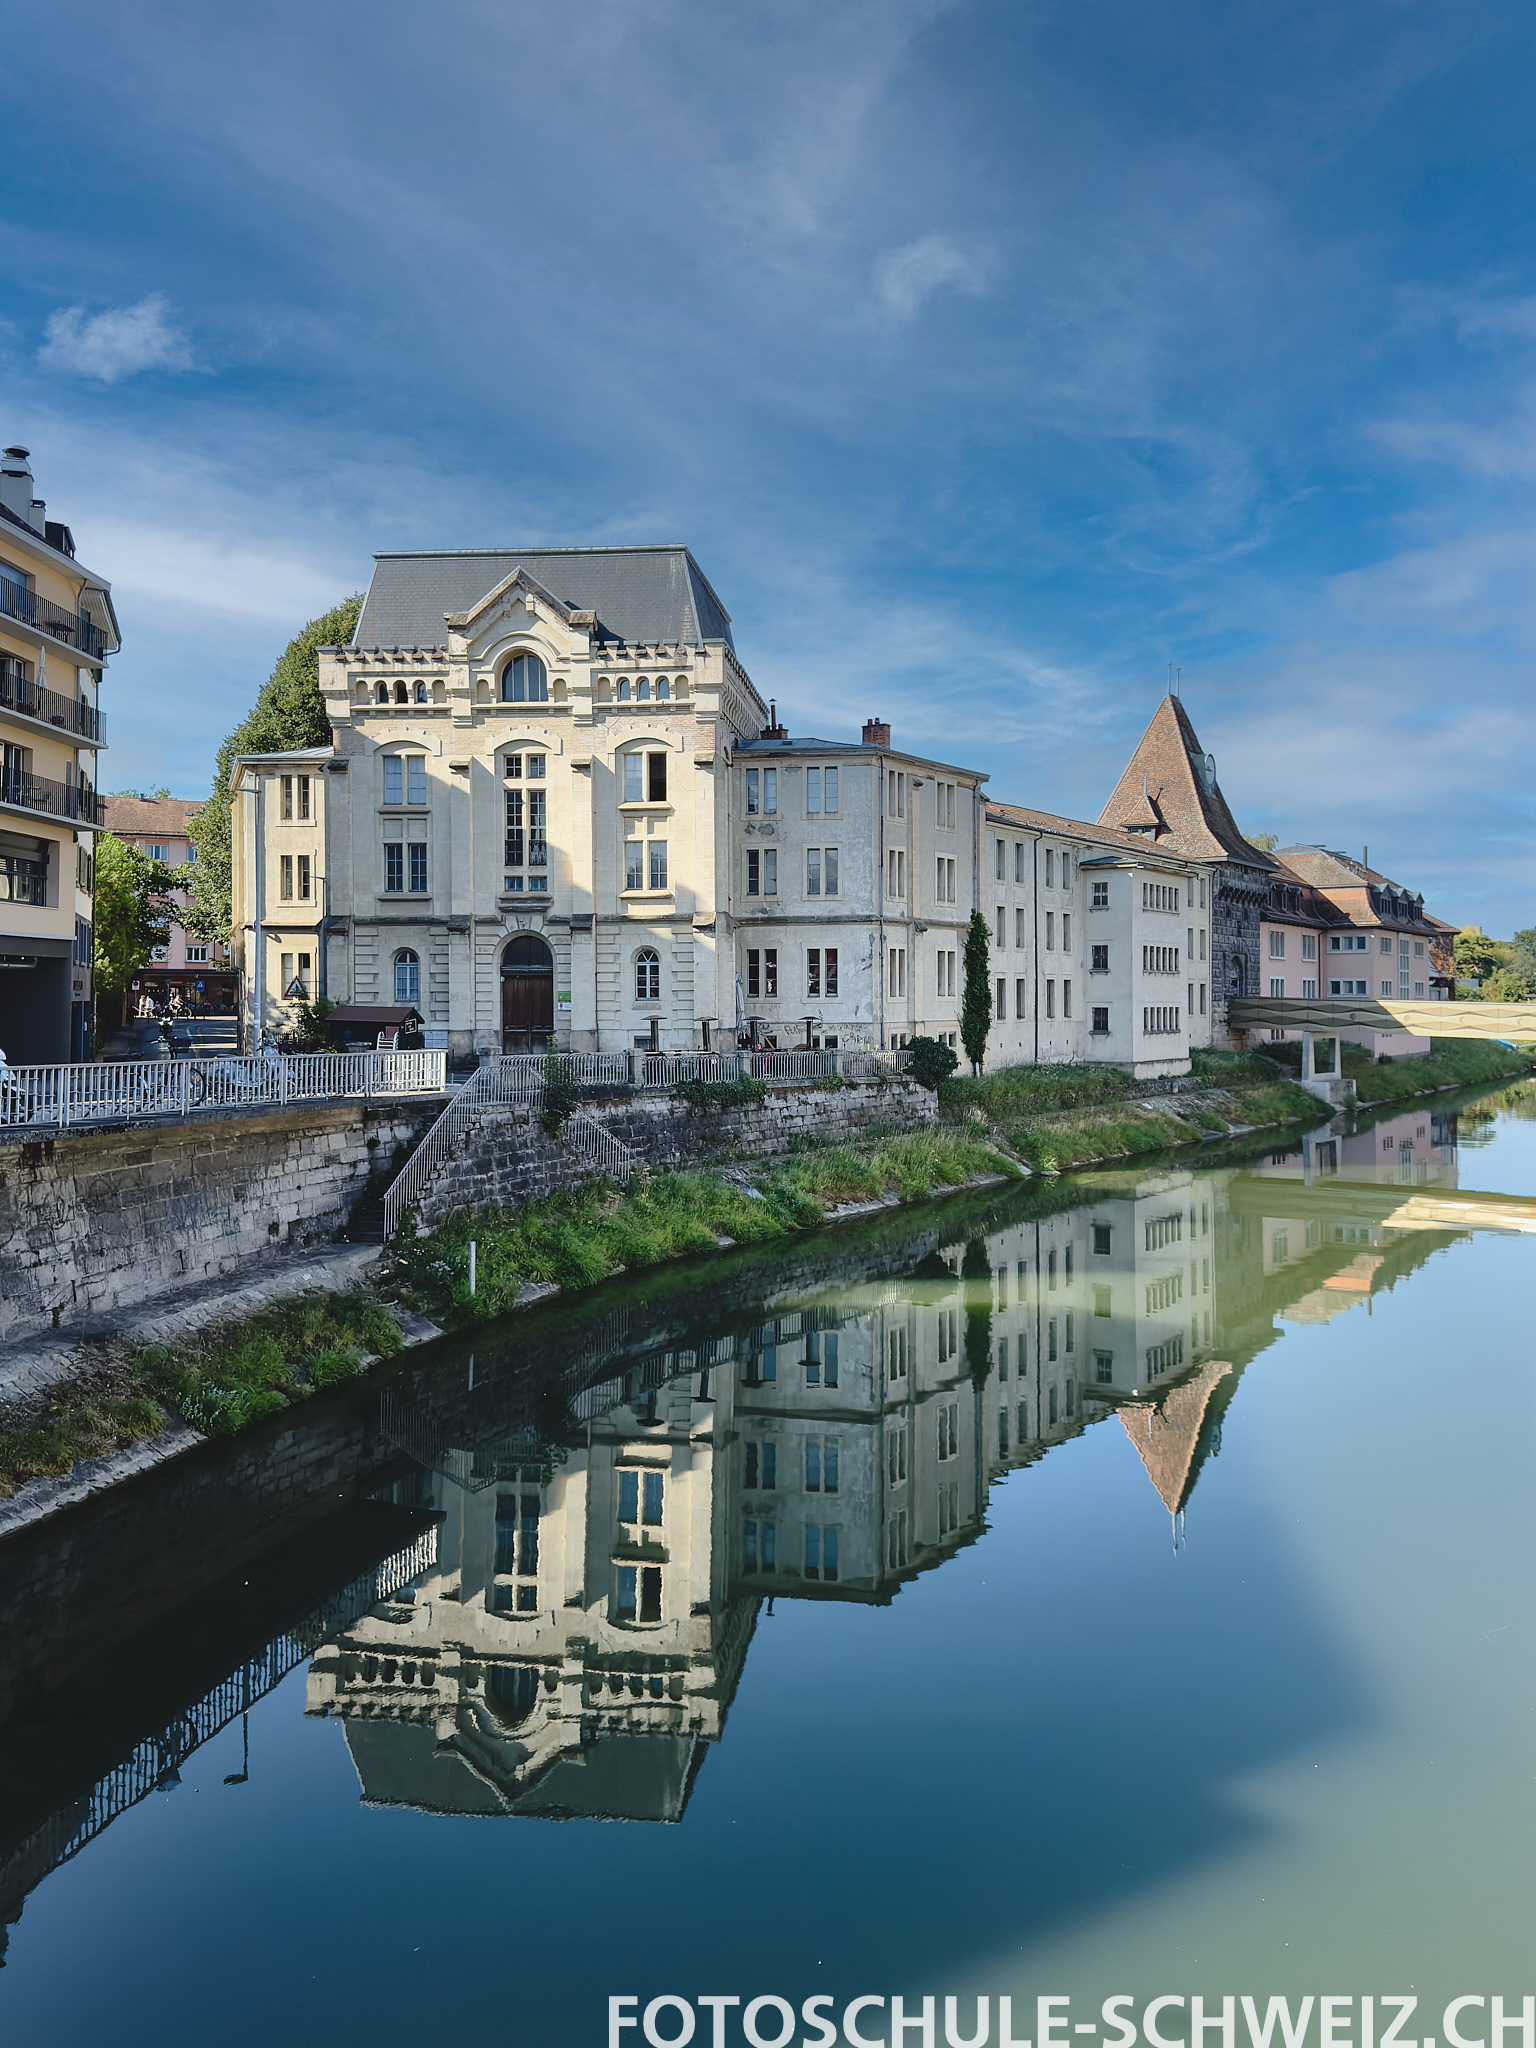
[0, 659, 100, 740]
[0, 574, 108, 657]
[0, 766, 101, 823]
[568, 1106, 635, 1183]
[382, 1058, 504, 1240]
[0, 1048, 446, 1131]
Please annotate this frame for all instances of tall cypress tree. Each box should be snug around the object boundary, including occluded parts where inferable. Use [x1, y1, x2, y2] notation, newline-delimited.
[183, 596, 362, 940]
[961, 907, 992, 1075]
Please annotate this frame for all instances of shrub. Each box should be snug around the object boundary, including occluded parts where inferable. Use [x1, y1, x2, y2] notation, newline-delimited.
[906, 1035, 959, 1089]
[540, 1054, 582, 1135]
[674, 1076, 768, 1113]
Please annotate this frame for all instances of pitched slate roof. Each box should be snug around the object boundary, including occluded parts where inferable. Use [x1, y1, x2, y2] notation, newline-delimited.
[986, 797, 1191, 863]
[1099, 696, 1277, 870]
[1276, 846, 1457, 935]
[353, 546, 735, 653]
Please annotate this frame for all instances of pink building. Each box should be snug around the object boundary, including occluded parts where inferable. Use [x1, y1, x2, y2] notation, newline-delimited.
[99, 795, 237, 1019]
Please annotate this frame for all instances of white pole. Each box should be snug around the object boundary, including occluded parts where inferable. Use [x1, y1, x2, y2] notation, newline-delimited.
[468, 1240, 477, 1295]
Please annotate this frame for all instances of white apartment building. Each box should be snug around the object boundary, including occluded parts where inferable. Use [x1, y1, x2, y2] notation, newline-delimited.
[983, 802, 1213, 1079]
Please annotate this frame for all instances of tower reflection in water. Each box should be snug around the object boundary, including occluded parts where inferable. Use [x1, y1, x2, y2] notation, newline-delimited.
[307, 1106, 1466, 1823]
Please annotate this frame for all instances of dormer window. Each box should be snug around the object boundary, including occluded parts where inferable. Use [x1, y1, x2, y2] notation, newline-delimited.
[502, 653, 548, 703]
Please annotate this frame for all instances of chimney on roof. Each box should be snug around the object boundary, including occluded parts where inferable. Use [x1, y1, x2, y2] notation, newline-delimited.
[0, 446, 41, 531]
[862, 716, 891, 748]
[760, 699, 788, 741]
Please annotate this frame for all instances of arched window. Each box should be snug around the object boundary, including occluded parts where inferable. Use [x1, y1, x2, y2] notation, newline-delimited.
[394, 949, 420, 1004]
[637, 676, 650, 700]
[502, 653, 548, 703]
[414, 679, 428, 703]
[656, 676, 670, 700]
[487, 1663, 540, 1725]
[635, 948, 661, 1002]
[394, 680, 408, 703]
[376, 681, 389, 704]
[617, 677, 631, 702]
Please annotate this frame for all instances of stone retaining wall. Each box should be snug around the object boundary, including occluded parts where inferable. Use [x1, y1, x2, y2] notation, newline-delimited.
[0, 1100, 441, 1346]
[415, 1076, 938, 1227]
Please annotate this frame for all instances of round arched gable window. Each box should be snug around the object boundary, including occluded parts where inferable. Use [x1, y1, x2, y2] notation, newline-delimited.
[502, 653, 549, 703]
[394, 949, 420, 1004]
[635, 948, 661, 1002]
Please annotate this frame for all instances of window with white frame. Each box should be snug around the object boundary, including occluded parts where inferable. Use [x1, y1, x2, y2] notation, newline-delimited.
[635, 948, 660, 1002]
[395, 949, 420, 1003]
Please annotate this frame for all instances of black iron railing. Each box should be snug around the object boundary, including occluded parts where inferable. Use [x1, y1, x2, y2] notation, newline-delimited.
[0, 659, 100, 740]
[0, 575, 108, 658]
[0, 769, 102, 822]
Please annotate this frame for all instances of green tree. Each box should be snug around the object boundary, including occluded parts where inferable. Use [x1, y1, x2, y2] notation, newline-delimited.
[184, 595, 363, 941]
[93, 833, 175, 1021]
[1454, 926, 1502, 990]
[1482, 964, 1536, 1003]
[962, 1236, 994, 1388]
[961, 909, 992, 1075]
[904, 1033, 959, 1089]
[1245, 830, 1279, 852]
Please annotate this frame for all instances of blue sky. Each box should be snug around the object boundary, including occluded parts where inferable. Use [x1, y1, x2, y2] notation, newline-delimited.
[5, 0, 1534, 928]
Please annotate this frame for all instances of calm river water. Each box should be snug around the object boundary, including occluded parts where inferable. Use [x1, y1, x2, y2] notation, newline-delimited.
[2, 1083, 1535, 2047]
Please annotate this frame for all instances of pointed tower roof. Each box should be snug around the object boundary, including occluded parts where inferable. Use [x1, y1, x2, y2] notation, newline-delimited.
[1099, 696, 1277, 870]
[1120, 1360, 1233, 1515]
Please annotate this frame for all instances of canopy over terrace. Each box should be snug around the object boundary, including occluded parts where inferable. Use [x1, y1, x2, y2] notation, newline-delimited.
[1228, 996, 1536, 1042]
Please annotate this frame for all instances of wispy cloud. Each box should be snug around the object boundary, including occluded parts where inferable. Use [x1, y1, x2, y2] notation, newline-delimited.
[873, 234, 989, 322]
[38, 295, 193, 383]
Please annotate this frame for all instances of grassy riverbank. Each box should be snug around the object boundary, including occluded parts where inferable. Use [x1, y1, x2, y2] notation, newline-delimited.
[941, 1047, 1323, 1172]
[396, 1126, 1018, 1328]
[1258, 1034, 1534, 1104]
[0, 1288, 402, 1498]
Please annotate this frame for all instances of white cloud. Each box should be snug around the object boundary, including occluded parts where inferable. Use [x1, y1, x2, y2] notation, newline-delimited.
[873, 234, 989, 322]
[38, 295, 193, 384]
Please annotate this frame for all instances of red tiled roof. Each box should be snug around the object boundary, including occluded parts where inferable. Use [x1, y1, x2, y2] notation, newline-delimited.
[985, 798, 1191, 863]
[100, 796, 202, 838]
[1099, 697, 1277, 869]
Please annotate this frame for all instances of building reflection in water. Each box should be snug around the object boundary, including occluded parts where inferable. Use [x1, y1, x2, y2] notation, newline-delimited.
[307, 1104, 1470, 1822]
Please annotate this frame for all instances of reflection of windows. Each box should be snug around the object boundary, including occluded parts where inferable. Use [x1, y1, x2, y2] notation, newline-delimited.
[805, 1437, 839, 1493]
[805, 1333, 838, 1386]
[1095, 1351, 1114, 1384]
[937, 1401, 959, 1461]
[494, 1492, 540, 1613]
[888, 1325, 909, 1378]
[887, 1510, 908, 1569]
[744, 1441, 777, 1490]
[804, 1526, 839, 1582]
[888, 1428, 907, 1485]
[935, 1309, 956, 1363]
[741, 1521, 775, 1575]
[615, 1563, 663, 1619]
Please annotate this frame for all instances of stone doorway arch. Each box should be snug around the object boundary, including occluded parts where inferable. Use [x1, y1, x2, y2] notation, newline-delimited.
[501, 933, 554, 1051]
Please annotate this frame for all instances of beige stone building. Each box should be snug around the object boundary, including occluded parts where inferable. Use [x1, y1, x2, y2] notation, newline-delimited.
[0, 446, 118, 1062]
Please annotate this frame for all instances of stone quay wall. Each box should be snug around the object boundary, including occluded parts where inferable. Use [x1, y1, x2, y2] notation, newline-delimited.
[416, 1076, 939, 1228]
[0, 1100, 442, 1347]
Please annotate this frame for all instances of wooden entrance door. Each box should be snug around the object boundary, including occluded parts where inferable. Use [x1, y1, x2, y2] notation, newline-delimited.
[501, 935, 554, 1051]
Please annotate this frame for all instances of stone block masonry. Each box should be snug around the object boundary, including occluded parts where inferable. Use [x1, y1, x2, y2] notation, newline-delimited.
[0, 1100, 443, 1347]
[416, 1077, 939, 1228]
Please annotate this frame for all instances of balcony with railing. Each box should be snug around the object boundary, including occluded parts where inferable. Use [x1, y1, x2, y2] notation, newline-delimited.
[0, 659, 101, 741]
[0, 768, 102, 824]
[0, 575, 108, 659]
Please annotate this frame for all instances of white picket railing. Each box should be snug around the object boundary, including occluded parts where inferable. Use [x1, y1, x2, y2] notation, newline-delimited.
[0, 1049, 447, 1132]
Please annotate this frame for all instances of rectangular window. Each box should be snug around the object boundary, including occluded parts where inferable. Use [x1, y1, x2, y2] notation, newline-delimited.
[383, 756, 403, 805]
[505, 789, 524, 868]
[295, 775, 309, 823]
[280, 950, 293, 992]
[1063, 979, 1072, 1018]
[1381, 935, 1394, 954]
[824, 847, 838, 895]
[279, 853, 293, 901]
[620, 839, 642, 891]
[808, 948, 821, 997]
[406, 757, 426, 805]
[185, 944, 208, 963]
[1062, 914, 1070, 950]
[1016, 977, 1027, 1018]
[280, 774, 293, 820]
[1270, 977, 1285, 997]
[1045, 848, 1055, 887]
[763, 849, 777, 894]
[1045, 911, 1055, 951]
[824, 767, 837, 815]
[1302, 978, 1317, 998]
[807, 848, 821, 896]
[1046, 979, 1055, 1018]
[806, 767, 820, 814]
[648, 840, 668, 890]
[504, 754, 522, 780]
[298, 854, 311, 901]
[642, 1471, 664, 1525]
[760, 766, 776, 813]
[996, 838, 1006, 881]
[409, 843, 428, 893]
[995, 906, 1006, 946]
[804, 1525, 839, 1582]
[746, 849, 760, 895]
[825, 947, 838, 995]
[1092, 943, 1109, 970]
[805, 1438, 840, 1493]
[1381, 979, 1393, 997]
[747, 949, 760, 999]
[648, 753, 668, 803]
[1200, 982, 1207, 1013]
[1092, 1004, 1109, 1033]
[1302, 933, 1317, 959]
[1270, 930, 1285, 958]
[1092, 880, 1109, 907]
[764, 948, 778, 997]
[618, 1469, 639, 1523]
[527, 788, 547, 869]
[384, 844, 403, 893]
[625, 754, 644, 803]
[996, 976, 1006, 1020]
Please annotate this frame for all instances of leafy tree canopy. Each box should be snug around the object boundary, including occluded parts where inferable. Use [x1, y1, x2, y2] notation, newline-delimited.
[93, 833, 175, 1002]
[1244, 829, 1279, 852]
[184, 595, 362, 940]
